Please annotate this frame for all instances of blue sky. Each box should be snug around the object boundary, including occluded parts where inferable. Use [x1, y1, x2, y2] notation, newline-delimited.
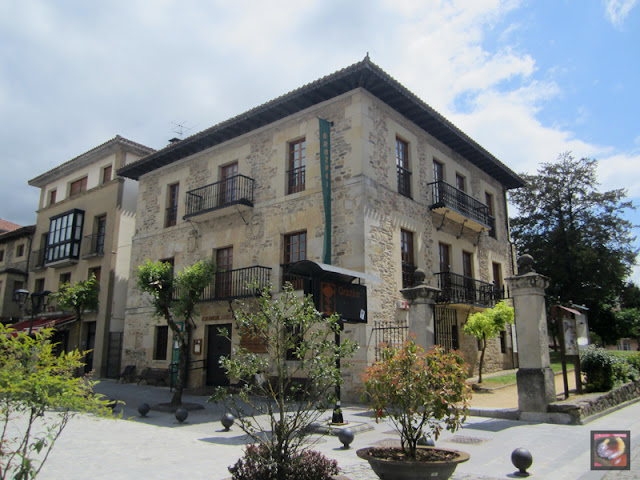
[1, 0, 638, 280]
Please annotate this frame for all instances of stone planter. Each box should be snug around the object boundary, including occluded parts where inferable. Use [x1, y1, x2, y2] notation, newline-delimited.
[356, 446, 470, 480]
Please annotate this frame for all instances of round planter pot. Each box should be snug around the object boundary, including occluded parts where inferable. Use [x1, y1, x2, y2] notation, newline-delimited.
[356, 446, 470, 480]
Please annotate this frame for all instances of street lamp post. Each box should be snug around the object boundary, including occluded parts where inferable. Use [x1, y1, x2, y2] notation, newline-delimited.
[13, 289, 52, 335]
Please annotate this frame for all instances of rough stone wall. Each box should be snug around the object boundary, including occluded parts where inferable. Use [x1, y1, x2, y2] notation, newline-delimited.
[123, 88, 520, 397]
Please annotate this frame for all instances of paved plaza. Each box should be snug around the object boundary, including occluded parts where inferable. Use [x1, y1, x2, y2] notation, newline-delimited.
[35, 379, 639, 480]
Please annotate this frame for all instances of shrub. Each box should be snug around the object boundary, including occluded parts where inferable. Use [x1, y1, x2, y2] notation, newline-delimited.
[580, 346, 639, 391]
[229, 444, 339, 480]
[626, 352, 640, 372]
[612, 359, 639, 384]
[362, 340, 472, 459]
[581, 346, 616, 391]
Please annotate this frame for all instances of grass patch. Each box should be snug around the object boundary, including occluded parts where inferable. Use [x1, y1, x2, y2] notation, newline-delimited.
[477, 351, 570, 386]
[482, 373, 516, 385]
[608, 350, 636, 358]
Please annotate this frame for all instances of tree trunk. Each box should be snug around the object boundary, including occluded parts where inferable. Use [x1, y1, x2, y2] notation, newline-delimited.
[478, 334, 486, 384]
[171, 325, 190, 407]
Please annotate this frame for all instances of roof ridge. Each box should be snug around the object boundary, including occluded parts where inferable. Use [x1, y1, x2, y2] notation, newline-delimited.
[29, 135, 155, 186]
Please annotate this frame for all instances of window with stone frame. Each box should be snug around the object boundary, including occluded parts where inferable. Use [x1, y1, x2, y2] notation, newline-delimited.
[400, 229, 415, 288]
[0, 249, 4, 263]
[59, 272, 71, 285]
[485, 191, 497, 239]
[215, 247, 233, 298]
[16, 244, 25, 258]
[34, 278, 45, 293]
[282, 231, 306, 289]
[102, 165, 112, 184]
[286, 323, 303, 360]
[153, 325, 169, 361]
[49, 189, 57, 206]
[165, 183, 179, 228]
[89, 266, 101, 285]
[287, 138, 306, 194]
[396, 137, 411, 198]
[13, 280, 24, 294]
[69, 176, 88, 196]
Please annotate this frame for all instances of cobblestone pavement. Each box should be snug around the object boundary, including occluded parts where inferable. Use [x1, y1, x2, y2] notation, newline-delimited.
[32, 380, 639, 480]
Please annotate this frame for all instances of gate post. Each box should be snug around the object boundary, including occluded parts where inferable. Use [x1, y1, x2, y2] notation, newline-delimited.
[506, 255, 556, 413]
[400, 269, 441, 350]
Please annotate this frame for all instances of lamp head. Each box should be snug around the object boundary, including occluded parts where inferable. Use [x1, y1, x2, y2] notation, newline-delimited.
[13, 289, 29, 306]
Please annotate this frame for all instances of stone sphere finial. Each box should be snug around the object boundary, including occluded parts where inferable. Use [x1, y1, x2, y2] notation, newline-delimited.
[412, 268, 426, 286]
[517, 255, 535, 276]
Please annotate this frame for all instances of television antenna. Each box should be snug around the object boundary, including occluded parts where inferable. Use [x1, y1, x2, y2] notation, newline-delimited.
[170, 121, 193, 139]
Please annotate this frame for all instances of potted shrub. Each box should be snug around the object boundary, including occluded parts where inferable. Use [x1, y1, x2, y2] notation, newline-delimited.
[358, 339, 472, 480]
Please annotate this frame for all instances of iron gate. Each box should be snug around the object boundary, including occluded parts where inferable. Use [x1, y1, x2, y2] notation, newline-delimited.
[434, 306, 459, 351]
[372, 320, 408, 362]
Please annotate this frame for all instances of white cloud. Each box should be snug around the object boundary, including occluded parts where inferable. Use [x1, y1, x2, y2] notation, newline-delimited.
[604, 0, 639, 28]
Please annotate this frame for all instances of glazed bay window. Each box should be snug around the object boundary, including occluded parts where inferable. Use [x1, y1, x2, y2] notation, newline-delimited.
[396, 137, 411, 198]
[287, 138, 306, 194]
[45, 209, 85, 264]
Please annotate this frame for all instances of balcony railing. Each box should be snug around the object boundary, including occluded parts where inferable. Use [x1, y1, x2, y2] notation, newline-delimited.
[184, 175, 255, 219]
[81, 233, 105, 257]
[435, 271, 504, 307]
[428, 181, 493, 228]
[174, 266, 271, 302]
[286, 167, 305, 194]
[397, 165, 412, 198]
[29, 249, 46, 270]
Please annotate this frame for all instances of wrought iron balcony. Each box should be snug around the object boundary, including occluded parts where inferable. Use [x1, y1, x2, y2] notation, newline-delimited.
[81, 233, 105, 258]
[184, 174, 255, 220]
[29, 249, 47, 270]
[434, 271, 504, 307]
[174, 266, 271, 302]
[428, 181, 493, 231]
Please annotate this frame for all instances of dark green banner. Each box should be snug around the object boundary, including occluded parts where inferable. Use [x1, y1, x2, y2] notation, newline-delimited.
[319, 118, 332, 265]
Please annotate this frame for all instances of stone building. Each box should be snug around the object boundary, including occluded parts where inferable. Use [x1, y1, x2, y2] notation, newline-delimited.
[0, 224, 35, 324]
[26, 136, 154, 376]
[118, 57, 524, 399]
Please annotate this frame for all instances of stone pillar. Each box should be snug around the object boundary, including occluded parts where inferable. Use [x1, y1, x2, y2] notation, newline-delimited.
[400, 269, 440, 350]
[506, 256, 556, 413]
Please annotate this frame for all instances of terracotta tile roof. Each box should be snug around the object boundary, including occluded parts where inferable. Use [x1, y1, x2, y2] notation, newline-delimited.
[0, 218, 22, 233]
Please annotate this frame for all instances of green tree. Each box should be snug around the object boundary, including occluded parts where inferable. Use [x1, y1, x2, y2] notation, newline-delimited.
[462, 301, 514, 383]
[0, 324, 112, 479]
[509, 153, 637, 343]
[136, 259, 216, 407]
[211, 283, 358, 479]
[53, 274, 100, 348]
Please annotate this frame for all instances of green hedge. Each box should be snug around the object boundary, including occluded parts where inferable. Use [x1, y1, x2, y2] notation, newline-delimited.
[580, 346, 640, 392]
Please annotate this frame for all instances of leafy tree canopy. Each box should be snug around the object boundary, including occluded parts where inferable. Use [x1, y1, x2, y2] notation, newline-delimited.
[0, 325, 112, 479]
[509, 153, 637, 342]
[136, 258, 216, 406]
[462, 301, 514, 383]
